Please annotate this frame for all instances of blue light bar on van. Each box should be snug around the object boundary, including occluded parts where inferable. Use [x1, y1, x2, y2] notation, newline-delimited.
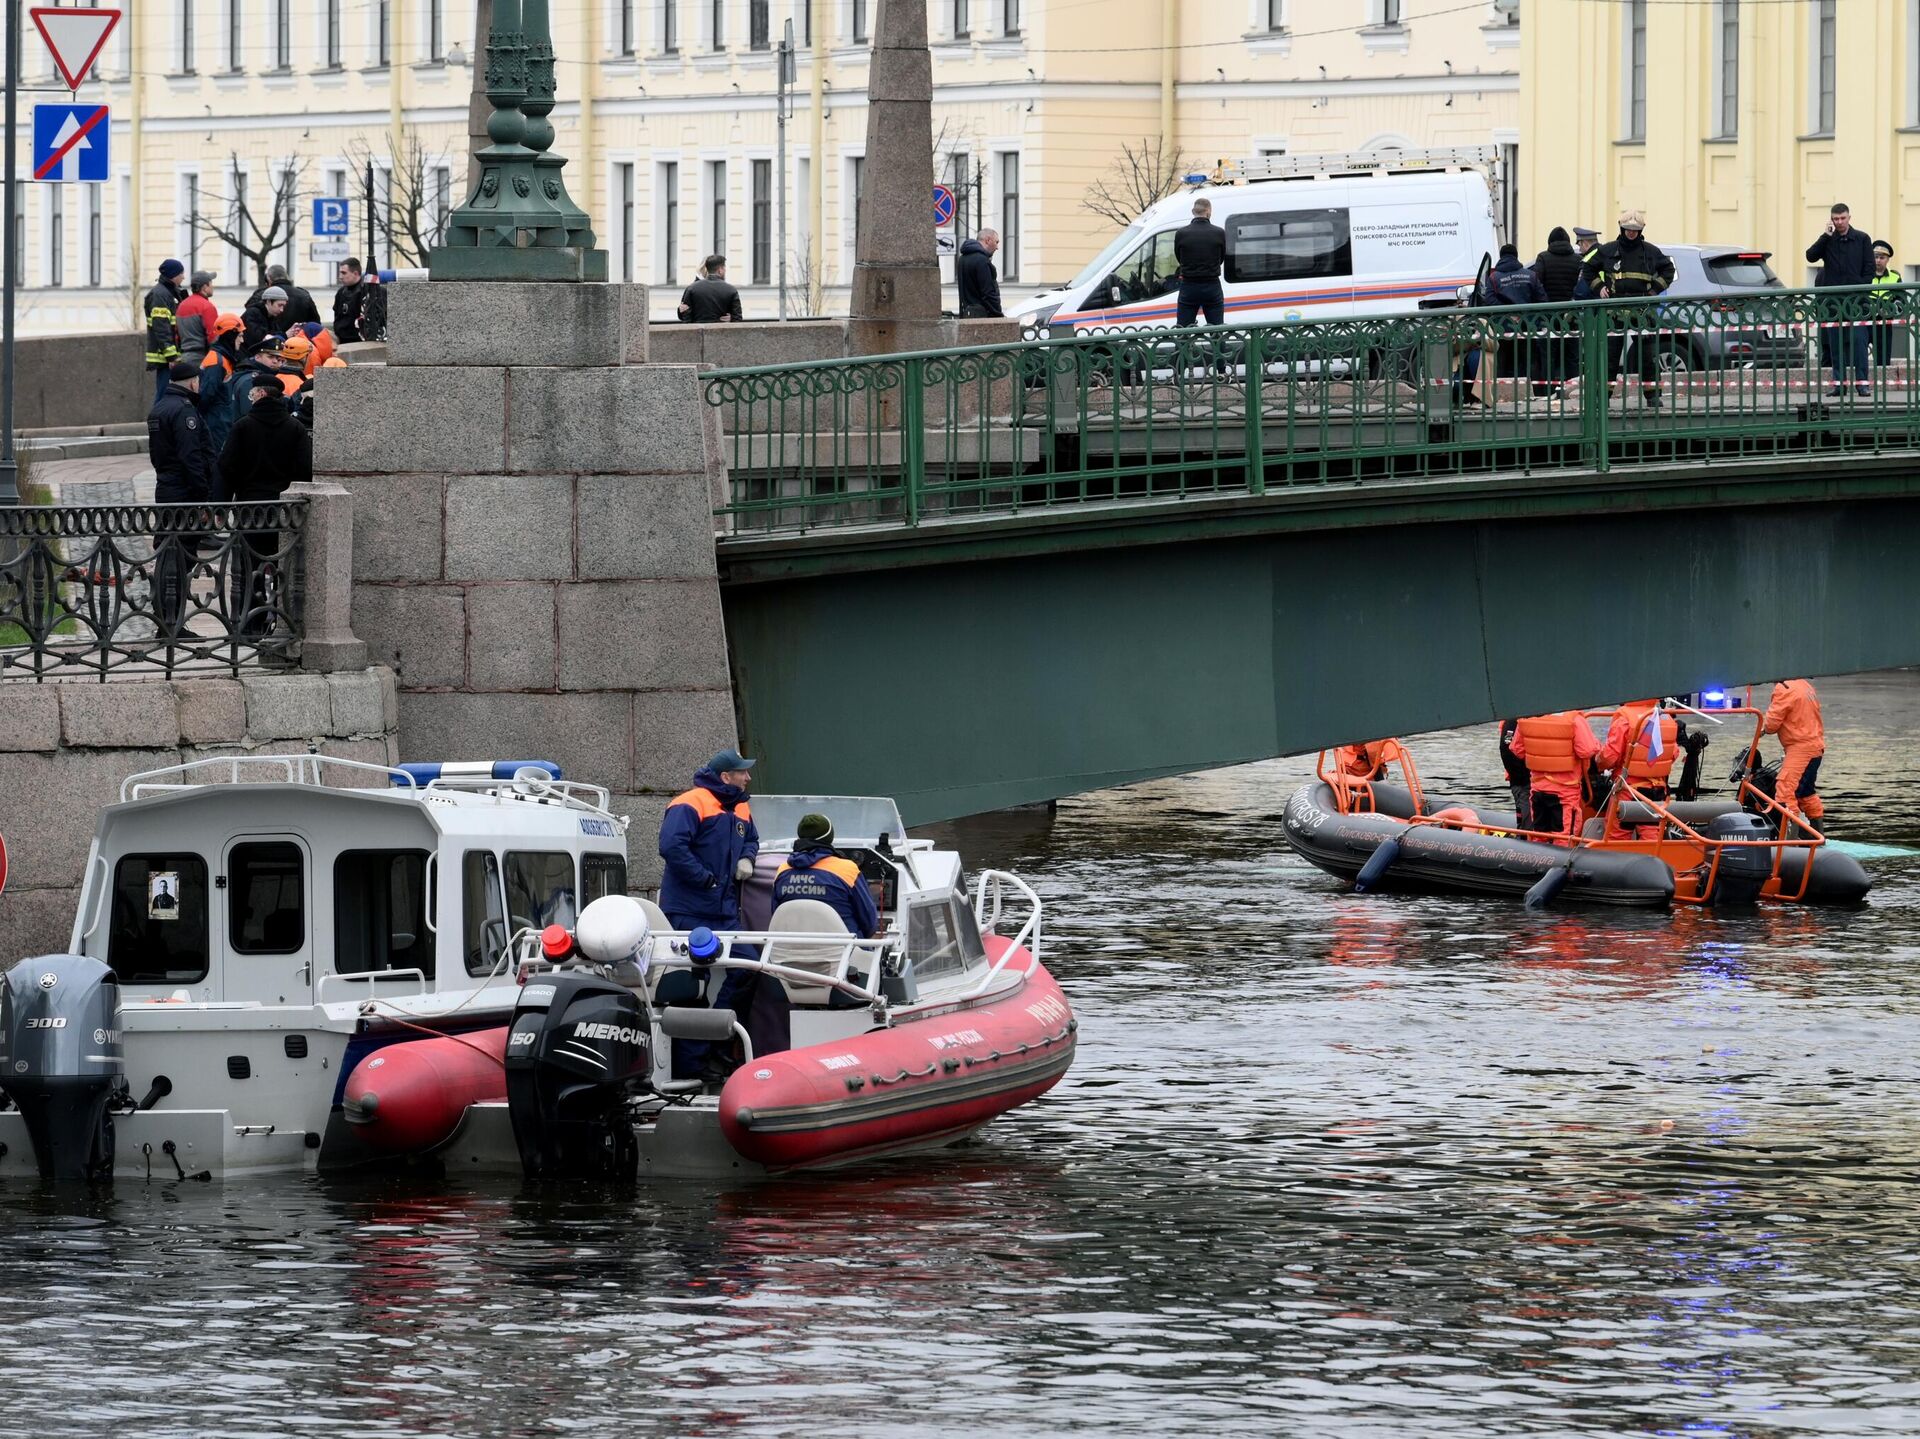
[392, 760, 565, 787]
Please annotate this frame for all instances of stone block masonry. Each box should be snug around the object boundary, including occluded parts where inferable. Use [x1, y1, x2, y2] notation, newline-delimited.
[0, 668, 400, 966]
[314, 281, 740, 893]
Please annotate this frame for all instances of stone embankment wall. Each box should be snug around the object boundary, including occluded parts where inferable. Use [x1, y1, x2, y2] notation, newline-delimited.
[314, 281, 740, 890]
[0, 668, 400, 962]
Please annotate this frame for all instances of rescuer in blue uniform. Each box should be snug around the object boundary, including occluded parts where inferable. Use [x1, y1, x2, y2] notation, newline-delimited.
[658, 750, 760, 930]
[774, 814, 881, 937]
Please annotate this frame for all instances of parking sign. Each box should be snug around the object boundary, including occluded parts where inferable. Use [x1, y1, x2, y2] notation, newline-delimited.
[312, 197, 351, 237]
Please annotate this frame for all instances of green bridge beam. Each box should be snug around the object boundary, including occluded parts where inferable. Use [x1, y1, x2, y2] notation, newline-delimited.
[719, 455, 1920, 824]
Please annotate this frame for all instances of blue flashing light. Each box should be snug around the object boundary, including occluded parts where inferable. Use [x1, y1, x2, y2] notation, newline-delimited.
[392, 759, 565, 788]
[688, 926, 721, 964]
[1698, 688, 1734, 711]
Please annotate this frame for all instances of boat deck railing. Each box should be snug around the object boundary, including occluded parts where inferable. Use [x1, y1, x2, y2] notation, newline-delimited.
[415, 773, 622, 824]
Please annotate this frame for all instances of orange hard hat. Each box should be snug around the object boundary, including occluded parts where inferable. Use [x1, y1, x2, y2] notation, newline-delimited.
[213, 312, 242, 337]
[321, 356, 348, 369]
[281, 333, 313, 361]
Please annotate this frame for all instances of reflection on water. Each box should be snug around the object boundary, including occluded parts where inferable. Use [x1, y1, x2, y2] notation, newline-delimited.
[3, 676, 1920, 1437]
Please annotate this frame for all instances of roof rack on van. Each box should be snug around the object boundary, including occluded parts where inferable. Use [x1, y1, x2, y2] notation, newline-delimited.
[1221, 147, 1498, 184]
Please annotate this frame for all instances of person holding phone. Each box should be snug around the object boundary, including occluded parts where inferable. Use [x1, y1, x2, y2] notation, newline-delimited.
[1806, 202, 1876, 397]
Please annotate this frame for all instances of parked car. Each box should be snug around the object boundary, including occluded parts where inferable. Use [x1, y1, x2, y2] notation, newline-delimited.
[1643, 246, 1800, 374]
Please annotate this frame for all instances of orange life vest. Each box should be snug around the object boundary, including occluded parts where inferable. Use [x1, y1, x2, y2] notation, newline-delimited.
[1514, 714, 1578, 781]
[775, 854, 861, 887]
[669, 788, 753, 825]
[1623, 711, 1679, 783]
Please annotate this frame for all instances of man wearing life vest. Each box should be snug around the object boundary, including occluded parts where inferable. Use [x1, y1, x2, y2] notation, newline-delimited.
[774, 813, 881, 938]
[1507, 711, 1600, 840]
[1762, 679, 1826, 826]
[1334, 740, 1392, 781]
[659, 749, 760, 930]
[1599, 700, 1680, 838]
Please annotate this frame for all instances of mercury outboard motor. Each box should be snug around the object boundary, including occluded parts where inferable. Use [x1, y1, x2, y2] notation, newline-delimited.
[1703, 813, 1773, 906]
[0, 956, 124, 1181]
[505, 972, 650, 1181]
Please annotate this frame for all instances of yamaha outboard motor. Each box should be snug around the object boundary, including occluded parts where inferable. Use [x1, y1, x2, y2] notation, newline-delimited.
[505, 972, 650, 1181]
[1703, 813, 1773, 906]
[0, 956, 124, 1181]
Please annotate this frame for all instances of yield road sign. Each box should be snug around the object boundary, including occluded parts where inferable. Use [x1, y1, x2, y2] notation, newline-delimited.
[312, 197, 351, 237]
[32, 104, 108, 182]
[30, 7, 121, 92]
[933, 183, 956, 229]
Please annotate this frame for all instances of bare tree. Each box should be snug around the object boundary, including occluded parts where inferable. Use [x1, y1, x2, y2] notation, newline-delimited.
[194, 156, 308, 287]
[346, 132, 457, 268]
[1082, 139, 1194, 229]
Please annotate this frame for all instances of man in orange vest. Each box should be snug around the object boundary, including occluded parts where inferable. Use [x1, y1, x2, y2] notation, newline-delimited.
[1599, 700, 1679, 838]
[1507, 710, 1600, 841]
[1762, 679, 1826, 825]
[774, 813, 881, 938]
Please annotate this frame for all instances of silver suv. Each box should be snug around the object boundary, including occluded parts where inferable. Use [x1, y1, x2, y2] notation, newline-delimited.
[1648, 245, 1798, 374]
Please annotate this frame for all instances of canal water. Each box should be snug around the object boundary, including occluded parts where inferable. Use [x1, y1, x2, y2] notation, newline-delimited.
[2, 676, 1918, 1438]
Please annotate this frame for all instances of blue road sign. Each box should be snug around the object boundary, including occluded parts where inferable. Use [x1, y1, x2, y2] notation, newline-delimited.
[932, 184, 956, 229]
[31, 103, 108, 183]
[312, 197, 351, 236]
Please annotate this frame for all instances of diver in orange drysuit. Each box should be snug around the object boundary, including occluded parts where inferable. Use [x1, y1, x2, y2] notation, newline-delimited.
[1599, 700, 1679, 839]
[1762, 679, 1826, 825]
[1508, 711, 1599, 842]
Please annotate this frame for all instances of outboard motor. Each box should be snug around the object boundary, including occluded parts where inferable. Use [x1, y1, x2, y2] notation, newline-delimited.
[0, 956, 124, 1181]
[1702, 812, 1774, 906]
[505, 972, 650, 1181]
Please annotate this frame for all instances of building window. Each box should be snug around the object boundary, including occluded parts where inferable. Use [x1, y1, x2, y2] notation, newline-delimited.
[224, 0, 242, 71]
[751, 158, 772, 284]
[662, 0, 678, 53]
[47, 187, 63, 287]
[711, 0, 725, 49]
[177, 0, 196, 73]
[853, 0, 867, 44]
[374, 0, 391, 65]
[952, 0, 968, 38]
[1003, 0, 1019, 37]
[1377, 0, 1402, 25]
[660, 161, 680, 281]
[227, 164, 248, 280]
[801, 0, 811, 45]
[180, 173, 201, 271]
[273, 0, 291, 69]
[279, 166, 297, 277]
[618, 0, 635, 55]
[998, 151, 1020, 281]
[750, 0, 770, 49]
[86, 186, 101, 287]
[1625, 0, 1647, 141]
[325, 0, 342, 67]
[1264, 0, 1284, 33]
[617, 162, 635, 280]
[1814, 0, 1836, 134]
[849, 153, 865, 255]
[947, 150, 971, 233]
[708, 159, 727, 257]
[427, 0, 445, 60]
[1716, 0, 1739, 137]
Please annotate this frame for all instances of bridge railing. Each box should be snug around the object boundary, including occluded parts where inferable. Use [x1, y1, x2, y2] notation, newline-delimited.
[704, 282, 1920, 534]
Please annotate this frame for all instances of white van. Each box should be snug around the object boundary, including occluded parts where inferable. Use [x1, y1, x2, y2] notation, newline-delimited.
[1017, 148, 1500, 336]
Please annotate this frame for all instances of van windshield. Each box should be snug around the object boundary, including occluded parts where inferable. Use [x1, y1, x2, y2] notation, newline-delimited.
[1067, 222, 1147, 293]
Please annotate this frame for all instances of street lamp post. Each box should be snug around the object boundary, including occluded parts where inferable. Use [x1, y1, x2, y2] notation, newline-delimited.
[0, 0, 22, 506]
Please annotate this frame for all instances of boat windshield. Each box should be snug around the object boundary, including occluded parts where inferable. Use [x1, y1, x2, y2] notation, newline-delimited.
[1066, 222, 1147, 294]
[908, 892, 989, 982]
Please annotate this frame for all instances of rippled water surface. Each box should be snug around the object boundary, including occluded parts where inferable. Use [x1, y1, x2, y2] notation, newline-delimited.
[5, 676, 1920, 1437]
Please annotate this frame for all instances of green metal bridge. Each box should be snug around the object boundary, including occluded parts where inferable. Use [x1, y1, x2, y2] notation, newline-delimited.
[707, 285, 1920, 822]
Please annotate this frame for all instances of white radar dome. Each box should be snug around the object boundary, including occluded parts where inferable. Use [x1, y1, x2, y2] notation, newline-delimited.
[575, 895, 652, 964]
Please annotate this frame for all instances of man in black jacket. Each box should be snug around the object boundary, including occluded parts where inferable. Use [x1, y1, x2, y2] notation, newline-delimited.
[678, 255, 744, 323]
[1173, 198, 1227, 328]
[245, 265, 322, 327]
[218, 375, 313, 637]
[147, 359, 212, 634]
[1579, 210, 1675, 408]
[1532, 227, 1585, 394]
[955, 230, 1003, 318]
[1807, 202, 1875, 396]
[242, 287, 291, 356]
[332, 258, 372, 342]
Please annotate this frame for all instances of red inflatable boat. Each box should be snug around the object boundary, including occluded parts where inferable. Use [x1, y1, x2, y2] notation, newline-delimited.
[342, 1027, 510, 1153]
[719, 938, 1076, 1170]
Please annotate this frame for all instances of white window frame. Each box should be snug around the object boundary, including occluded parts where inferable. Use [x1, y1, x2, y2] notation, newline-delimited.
[177, 169, 203, 275]
[1712, 0, 1739, 139]
[225, 159, 250, 282]
[370, 0, 392, 67]
[223, 0, 243, 73]
[319, 0, 344, 69]
[613, 0, 637, 56]
[703, 157, 729, 263]
[272, 0, 293, 71]
[655, 158, 682, 283]
[1248, 0, 1285, 34]
[1621, 0, 1647, 142]
[995, 148, 1021, 282]
[660, 0, 681, 54]
[1809, 0, 1836, 135]
[841, 150, 864, 277]
[177, 0, 197, 74]
[705, 0, 727, 51]
[424, 0, 446, 61]
[274, 158, 298, 279]
[612, 159, 637, 281]
[43, 184, 63, 288]
[85, 183, 102, 288]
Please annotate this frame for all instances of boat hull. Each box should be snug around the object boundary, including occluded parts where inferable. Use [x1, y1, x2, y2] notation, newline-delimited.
[718, 946, 1075, 1170]
[340, 1027, 510, 1154]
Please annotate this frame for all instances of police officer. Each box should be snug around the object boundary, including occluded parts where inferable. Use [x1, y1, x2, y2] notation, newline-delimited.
[1579, 209, 1675, 409]
[773, 814, 881, 938]
[143, 259, 186, 405]
[147, 359, 213, 635]
[1570, 226, 1602, 299]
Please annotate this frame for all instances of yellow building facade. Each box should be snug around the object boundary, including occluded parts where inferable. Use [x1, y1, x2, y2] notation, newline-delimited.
[9, 0, 1520, 336]
[1521, 0, 1920, 282]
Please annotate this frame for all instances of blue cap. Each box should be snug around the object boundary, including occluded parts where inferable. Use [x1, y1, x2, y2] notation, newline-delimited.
[688, 926, 720, 963]
[159, 258, 185, 279]
[708, 749, 756, 773]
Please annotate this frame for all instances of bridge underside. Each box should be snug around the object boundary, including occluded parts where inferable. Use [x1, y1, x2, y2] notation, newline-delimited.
[719, 458, 1920, 824]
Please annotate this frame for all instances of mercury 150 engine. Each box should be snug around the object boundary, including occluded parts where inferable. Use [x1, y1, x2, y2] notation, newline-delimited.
[505, 972, 650, 1181]
[0, 956, 125, 1181]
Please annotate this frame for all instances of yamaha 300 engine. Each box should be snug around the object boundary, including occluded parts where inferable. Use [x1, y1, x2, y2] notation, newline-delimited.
[505, 972, 650, 1181]
[0, 956, 124, 1181]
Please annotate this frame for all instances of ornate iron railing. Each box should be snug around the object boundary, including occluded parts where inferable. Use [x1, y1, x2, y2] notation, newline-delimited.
[0, 501, 307, 681]
[705, 282, 1920, 534]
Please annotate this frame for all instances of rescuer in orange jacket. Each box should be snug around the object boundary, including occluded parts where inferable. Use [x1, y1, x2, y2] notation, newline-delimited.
[774, 812, 881, 938]
[1599, 700, 1680, 838]
[1762, 678, 1826, 824]
[1508, 711, 1600, 841]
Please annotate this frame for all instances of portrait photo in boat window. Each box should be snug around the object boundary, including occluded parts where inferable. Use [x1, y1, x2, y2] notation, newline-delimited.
[109, 855, 210, 985]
